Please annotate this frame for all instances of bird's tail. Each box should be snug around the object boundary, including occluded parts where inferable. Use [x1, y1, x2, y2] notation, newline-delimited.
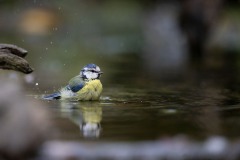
[43, 92, 61, 100]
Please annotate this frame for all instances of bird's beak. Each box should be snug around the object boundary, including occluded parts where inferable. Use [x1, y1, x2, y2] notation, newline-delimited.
[99, 71, 103, 74]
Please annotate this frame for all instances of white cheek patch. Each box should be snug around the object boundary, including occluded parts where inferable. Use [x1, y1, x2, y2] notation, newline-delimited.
[96, 66, 100, 72]
[84, 71, 98, 79]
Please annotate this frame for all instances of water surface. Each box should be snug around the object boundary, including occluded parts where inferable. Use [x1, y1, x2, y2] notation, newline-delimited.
[39, 76, 240, 142]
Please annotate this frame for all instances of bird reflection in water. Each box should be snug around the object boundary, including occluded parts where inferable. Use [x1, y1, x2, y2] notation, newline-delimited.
[80, 104, 102, 138]
[60, 102, 102, 139]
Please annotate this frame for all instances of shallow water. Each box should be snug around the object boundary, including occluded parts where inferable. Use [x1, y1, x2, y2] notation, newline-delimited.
[38, 75, 240, 142]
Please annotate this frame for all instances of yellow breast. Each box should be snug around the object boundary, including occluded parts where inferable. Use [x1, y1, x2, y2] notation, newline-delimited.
[76, 79, 103, 101]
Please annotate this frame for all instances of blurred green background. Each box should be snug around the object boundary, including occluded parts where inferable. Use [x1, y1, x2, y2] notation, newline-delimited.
[0, 0, 239, 89]
[1, 0, 240, 142]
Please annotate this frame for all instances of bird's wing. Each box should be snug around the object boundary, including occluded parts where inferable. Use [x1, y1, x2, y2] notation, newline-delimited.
[68, 75, 86, 93]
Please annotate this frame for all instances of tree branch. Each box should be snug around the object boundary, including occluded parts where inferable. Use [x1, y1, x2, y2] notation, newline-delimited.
[0, 44, 33, 74]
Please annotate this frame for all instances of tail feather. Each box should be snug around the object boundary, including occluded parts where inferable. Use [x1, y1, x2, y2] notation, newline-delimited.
[43, 92, 61, 100]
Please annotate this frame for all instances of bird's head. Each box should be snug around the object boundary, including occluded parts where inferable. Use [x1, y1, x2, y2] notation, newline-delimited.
[80, 64, 103, 80]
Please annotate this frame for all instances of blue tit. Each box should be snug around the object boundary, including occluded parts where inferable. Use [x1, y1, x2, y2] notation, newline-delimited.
[43, 63, 103, 101]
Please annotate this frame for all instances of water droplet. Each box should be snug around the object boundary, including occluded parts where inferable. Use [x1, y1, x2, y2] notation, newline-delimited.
[35, 83, 39, 86]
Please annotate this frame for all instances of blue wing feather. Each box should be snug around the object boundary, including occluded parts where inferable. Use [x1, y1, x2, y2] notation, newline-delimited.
[68, 76, 85, 93]
[69, 83, 84, 92]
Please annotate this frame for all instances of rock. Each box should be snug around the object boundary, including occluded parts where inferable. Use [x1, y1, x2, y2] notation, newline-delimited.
[0, 77, 51, 159]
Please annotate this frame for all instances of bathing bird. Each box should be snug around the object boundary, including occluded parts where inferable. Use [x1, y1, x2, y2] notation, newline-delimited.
[43, 63, 103, 101]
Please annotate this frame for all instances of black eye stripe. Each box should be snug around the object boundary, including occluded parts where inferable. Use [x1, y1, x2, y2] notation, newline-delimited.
[89, 70, 98, 73]
[82, 69, 100, 73]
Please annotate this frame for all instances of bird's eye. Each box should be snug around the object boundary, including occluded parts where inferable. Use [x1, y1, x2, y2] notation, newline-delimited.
[89, 69, 97, 73]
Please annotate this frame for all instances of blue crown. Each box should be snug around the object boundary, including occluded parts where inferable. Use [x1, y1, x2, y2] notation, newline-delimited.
[84, 63, 97, 69]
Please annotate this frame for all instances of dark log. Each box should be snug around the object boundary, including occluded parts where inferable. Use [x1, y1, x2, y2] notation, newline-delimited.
[0, 44, 28, 57]
[0, 44, 33, 74]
